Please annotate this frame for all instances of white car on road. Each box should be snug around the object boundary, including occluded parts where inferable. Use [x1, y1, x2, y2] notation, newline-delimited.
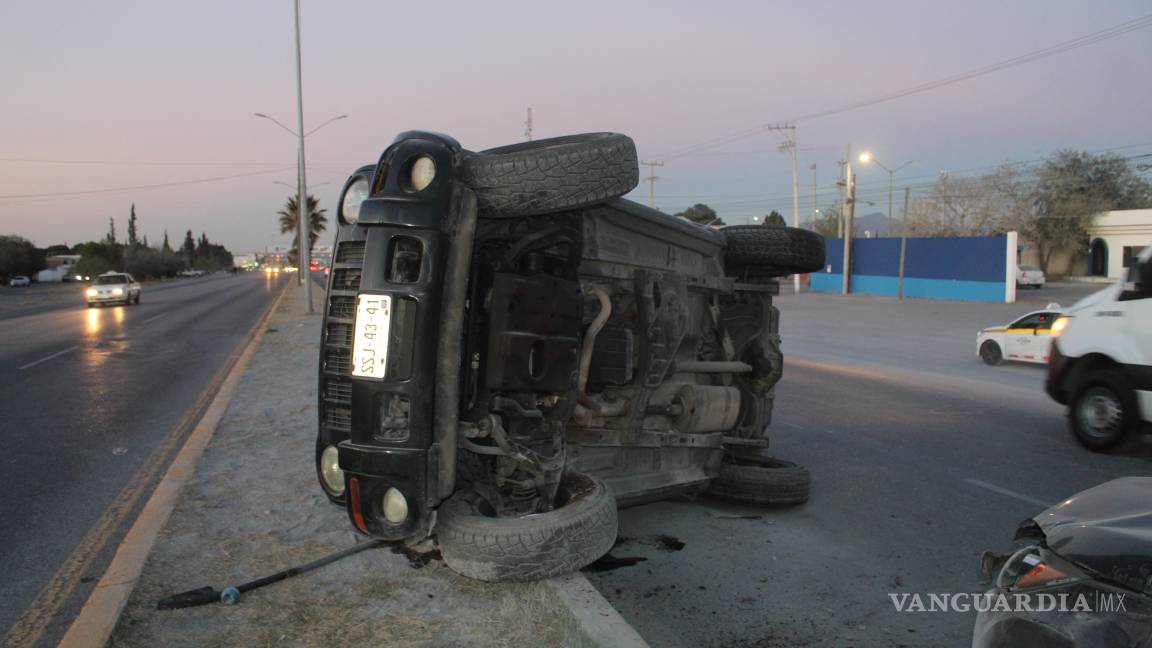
[8, 275, 31, 287]
[976, 305, 1063, 365]
[86, 272, 141, 306]
[1016, 264, 1045, 289]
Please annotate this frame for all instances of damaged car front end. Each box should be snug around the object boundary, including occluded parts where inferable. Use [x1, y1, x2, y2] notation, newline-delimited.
[975, 477, 1152, 647]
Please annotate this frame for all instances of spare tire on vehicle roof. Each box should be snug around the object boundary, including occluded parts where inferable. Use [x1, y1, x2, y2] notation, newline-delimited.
[722, 225, 826, 278]
[460, 133, 639, 218]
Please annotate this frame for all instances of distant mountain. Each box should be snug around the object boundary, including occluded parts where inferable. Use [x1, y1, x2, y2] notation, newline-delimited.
[851, 211, 893, 238]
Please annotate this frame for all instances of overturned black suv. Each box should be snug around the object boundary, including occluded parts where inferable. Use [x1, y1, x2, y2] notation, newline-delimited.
[316, 131, 823, 581]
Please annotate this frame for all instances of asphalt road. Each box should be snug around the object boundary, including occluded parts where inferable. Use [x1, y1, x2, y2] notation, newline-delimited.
[585, 283, 1152, 648]
[0, 271, 288, 647]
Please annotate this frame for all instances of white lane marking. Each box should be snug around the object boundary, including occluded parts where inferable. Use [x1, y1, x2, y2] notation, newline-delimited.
[18, 345, 80, 370]
[142, 313, 167, 325]
[780, 421, 804, 430]
[964, 478, 1052, 508]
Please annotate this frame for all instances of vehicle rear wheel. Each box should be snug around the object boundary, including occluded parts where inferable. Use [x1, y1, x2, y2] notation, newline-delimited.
[459, 133, 639, 218]
[980, 341, 1004, 366]
[707, 448, 811, 506]
[722, 225, 825, 277]
[436, 472, 617, 582]
[1069, 369, 1139, 451]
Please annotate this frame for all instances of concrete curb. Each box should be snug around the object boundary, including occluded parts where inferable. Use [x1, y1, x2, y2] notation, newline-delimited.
[55, 279, 291, 648]
[549, 574, 650, 648]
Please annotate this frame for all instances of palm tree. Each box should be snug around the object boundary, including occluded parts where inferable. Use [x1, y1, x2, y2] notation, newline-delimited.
[277, 194, 328, 262]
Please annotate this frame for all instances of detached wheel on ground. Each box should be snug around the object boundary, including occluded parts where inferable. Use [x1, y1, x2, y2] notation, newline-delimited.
[722, 225, 826, 278]
[707, 448, 811, 506]
[436, 472, 617, 582]
[980, 341, 1003, 366]
[1069, 369, 1139, 451]
[459, 133, 639, 218]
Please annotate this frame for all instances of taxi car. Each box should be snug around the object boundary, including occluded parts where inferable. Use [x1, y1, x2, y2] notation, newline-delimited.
[976, 304, 1062, 365]
[86, 271, 141, 306]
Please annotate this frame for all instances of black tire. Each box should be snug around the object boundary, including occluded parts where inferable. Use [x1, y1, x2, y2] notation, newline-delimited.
[459, 133, 639, 218]
[707, 449, 811, 506]
[436, 472, 617, 582]
[722, 225, 825, 277]
[1069, 369, 1139, 451]
[980, 341, 1004, 366]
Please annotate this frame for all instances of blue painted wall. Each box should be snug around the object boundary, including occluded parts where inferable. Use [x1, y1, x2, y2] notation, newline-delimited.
[810, 236, 1007, 302]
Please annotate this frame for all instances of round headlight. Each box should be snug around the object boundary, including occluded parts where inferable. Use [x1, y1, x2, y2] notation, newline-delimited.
[382, 487, 409, 524]
[319, 445, 345, 496]
[407, 156, 435, 192]
[341, 177, 369, 224]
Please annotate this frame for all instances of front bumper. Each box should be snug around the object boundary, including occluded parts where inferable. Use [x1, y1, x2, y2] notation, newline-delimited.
[972, 582, 1152, 648]
[87, 294, 128, 304]
[1045, 341, 1070, 404]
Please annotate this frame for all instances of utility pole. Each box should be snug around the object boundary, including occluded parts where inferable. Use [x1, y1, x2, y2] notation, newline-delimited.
[766, 124, 800, 292]
[842, 144, 855, 295]
[524, 107, 533, 141]
[810, 163, 817, 230]
[898, 185, 910, 300]
[642, 160, 664, 209]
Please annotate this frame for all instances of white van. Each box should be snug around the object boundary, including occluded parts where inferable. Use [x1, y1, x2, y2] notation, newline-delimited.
[1046, 245, 1152, 450]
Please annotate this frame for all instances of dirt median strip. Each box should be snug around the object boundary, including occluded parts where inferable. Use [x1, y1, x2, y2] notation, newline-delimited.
[69, 283, 647, 648]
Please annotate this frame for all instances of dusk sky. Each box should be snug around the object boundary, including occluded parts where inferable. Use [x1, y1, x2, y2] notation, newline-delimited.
[2, 0, 1150, 253]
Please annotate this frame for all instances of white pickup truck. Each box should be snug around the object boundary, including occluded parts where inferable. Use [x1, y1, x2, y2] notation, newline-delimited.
[1046, 245, 1152, 450]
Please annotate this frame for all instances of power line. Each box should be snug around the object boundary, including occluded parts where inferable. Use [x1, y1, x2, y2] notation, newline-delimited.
[0, 158, 359, 167]
[0, 166, 297, 200]
[655, 13, 1152, 161]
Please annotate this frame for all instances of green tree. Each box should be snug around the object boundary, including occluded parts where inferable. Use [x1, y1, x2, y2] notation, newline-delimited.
[105, 217, 117, 245]
[73, 241, 120, 278]
[127, 204, 140, 248]
[674, 203, 723, 226]
[181, 230, 196, 268]
[813, 206, 841, 239]
[161, 230, 172, 254]
[0, 235, 46, 278]
[277, 194, 329, 260]
[763, 210, 786, 226]
[43, 244, 73, 256]
[996, 151, 1152, 272]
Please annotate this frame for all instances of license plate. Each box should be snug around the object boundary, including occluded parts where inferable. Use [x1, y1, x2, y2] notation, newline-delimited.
[352, 294, 391, 379]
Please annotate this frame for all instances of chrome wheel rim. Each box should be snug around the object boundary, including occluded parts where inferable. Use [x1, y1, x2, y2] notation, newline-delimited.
[1077, 387, 1123, 439]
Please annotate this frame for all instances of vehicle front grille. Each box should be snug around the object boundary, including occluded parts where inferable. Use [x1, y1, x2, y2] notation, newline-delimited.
[324, 348, 350, 375]
[328, 296, 355, 319]
[336, 241, 365, 264]
[324, 406, 352, 432]
[324, 379, 352, 406]
[326, 322, 354, 348]
[331, 268, 362, 291]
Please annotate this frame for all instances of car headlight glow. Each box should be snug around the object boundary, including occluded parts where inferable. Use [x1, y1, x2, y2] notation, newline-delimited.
[86, 288, 98, 296]
[341, 176, 369, 224]
[319, 445, 345, 496]
[1050, 316, 1071, 337]
[112, 288, 124, 295]
[382, 487, 409, 524]
[407, 156, 435, 192]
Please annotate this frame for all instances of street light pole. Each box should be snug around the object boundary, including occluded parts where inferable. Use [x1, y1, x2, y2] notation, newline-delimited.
[293, 0, 312, 313]
[842, 144, 854, 295]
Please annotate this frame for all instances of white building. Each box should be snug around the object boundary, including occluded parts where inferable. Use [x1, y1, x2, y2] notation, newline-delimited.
[1086, 209, 1152, 279]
